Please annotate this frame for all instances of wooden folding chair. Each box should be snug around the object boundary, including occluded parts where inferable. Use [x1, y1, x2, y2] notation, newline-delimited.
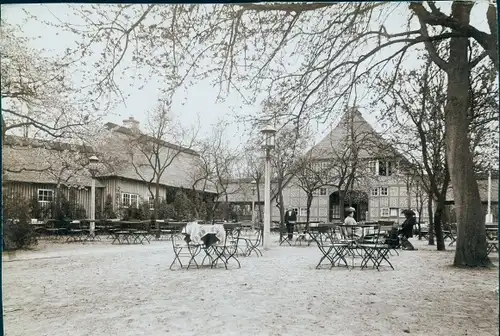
[308, 225, 349, 269]
[359, 224, 395, 271]
[211, 224, 242, 269]
[169, 223, 202, 270]
[238, 225, 263, 257]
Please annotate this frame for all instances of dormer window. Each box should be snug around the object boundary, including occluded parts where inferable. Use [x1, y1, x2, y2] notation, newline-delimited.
[369, 160, 394, 176]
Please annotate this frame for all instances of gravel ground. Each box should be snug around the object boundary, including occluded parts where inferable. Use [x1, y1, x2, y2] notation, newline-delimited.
[3, 237, 498, 336]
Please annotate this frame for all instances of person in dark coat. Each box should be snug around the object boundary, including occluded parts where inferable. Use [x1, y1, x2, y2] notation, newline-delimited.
[399, 209, 417, 250]
[284, 208, 297, 240]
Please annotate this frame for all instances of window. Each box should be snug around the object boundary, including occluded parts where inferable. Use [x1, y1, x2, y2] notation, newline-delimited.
[122, 193, 139, 208]
[367, 160, 377, 174]
[378, 161, 387, 176]
[148, 196, 163, 210]
[319, 188, 327, 196]
[380, 208, 390, 217]
[390, 208, 399, 217]
[377, 161, 394, 176]
[331, 205, 340, 219]
[38, 189, 54, 202]
[299, 208, 307, 217]
[371, 188, 379, 196]
[380, 187, 388, 196]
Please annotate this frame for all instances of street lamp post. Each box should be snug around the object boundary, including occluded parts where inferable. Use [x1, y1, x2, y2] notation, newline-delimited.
[251, 180, 257, 230]
[261, 125, 276, 250]
[88, 155, 100, 237]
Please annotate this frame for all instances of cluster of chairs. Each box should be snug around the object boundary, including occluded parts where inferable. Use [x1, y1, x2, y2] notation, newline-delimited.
[309, 224, 400, 270]
[169, 223, 263, 270]
[280, 222, 400, 270]
[33, 219, 100, 242]
[486, 223, 498, 256]
[33, 219, 158, 244]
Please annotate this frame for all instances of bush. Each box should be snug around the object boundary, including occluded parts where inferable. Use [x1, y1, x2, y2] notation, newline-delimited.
[157, 200, 175, 220]
[3, 219, 37, 251]
[103, 194, 117, 219]
[3, 192, 37, 250]
[52, 191, 86, 220]
[29, 195, 42, 219]
[122, 206, 146, 220]
[140, 200, 152, 219]
[173, 191, 193, 220]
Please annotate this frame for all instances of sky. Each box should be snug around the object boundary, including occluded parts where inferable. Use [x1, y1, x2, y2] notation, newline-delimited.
[1, 2, 494, 149]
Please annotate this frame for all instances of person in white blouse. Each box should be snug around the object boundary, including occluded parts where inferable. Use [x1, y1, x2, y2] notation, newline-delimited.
[343, 207, 357, 238]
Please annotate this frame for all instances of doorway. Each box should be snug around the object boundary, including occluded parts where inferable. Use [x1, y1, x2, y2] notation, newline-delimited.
[329, 190, 368, 222]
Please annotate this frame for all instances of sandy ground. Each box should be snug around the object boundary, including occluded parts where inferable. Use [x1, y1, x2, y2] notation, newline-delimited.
[3, 236, 498, 336]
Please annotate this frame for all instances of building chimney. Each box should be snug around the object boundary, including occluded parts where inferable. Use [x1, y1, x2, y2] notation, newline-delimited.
[122, 116, 140, 131]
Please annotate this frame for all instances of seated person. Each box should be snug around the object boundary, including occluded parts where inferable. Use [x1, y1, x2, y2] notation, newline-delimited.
[399, 209, 417, 250]
[343, 207, 358, 238]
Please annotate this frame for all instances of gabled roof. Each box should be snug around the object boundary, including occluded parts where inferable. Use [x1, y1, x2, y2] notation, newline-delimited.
[4, 135, 94, 153]
[268, 108, 406, 202]
[310, 108, 402, 160]
[3, 128, 215, 193]
[97, 124, 216, 193]
[3, 136, 103, 188]
[104, 122, 199, 156]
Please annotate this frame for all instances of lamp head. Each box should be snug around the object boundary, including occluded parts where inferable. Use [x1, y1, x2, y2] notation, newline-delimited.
[261, 125, 276, 150]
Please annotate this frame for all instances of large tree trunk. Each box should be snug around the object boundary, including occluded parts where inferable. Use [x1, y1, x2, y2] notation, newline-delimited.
[434, 168, 451, 251]
[306, 194, 312, 230]
[339, 192, 345, 221]
[224, 193, 230, 220]
[433, 201, 446, 251]
[190, 187, 199, 219]
[427, 193, 434, 245]
[446, 2, 489, 267]
[416, 191, 424, 240]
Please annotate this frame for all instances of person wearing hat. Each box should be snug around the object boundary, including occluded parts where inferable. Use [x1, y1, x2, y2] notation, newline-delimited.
[399, 209, 417, 250]
[343, 207, 358, 237]
[284, 208, 297, 240]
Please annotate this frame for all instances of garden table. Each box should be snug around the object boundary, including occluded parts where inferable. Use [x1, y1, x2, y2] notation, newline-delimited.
[182, 222, 226, 248]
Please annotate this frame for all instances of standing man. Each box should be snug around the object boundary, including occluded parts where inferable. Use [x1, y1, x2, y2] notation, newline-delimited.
[284, 208, 297, 240]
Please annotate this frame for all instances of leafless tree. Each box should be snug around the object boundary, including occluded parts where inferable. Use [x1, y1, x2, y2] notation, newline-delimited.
[40, 2, 498, 265]
[125, 101, 198, 234]
[293, 148, 331, 228]
[376, 58, 450, 250]
[187, 139, 214, 220]
[268, 124, 308, 234]
[241, 147, 264, 223]
[1, 20, 102, 145]
[192, 121, 241, 222]
[318, 109, 384, 221]
[376, 53, 498, 251]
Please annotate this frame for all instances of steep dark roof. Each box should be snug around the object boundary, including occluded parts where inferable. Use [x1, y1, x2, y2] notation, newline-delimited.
[310, 108, 404, 160]
[270, 108, 408, 202]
